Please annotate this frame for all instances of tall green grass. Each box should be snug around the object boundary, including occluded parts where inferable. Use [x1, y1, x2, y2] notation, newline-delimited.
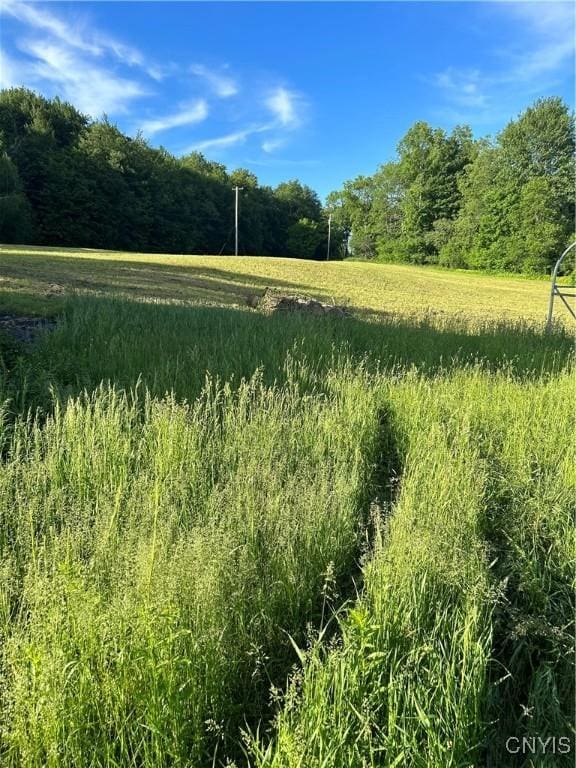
[0, 367, 382, 766]
[249, 370, 574, 768]
[7, 296, 570, 412]
[249, 372, 494, 767]
[472, 375, 575, 765]
[0, 296, 573, 767]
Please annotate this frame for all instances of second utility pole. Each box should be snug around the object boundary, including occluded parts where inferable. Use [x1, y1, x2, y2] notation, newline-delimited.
[233, 186, 244, 256]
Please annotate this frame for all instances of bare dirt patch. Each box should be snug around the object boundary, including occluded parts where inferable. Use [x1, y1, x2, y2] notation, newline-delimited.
[248, 288, 351, 318]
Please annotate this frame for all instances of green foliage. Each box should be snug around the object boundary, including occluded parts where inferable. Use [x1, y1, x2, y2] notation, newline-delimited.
[286, 217, 327, 260]
[443, 98, 575, 274]
[274, 179, 323, 222]
[0, 153, 33, 243]
[0, 294, 572, 767]
[395, 122, 476, 263]
[0, 88, 326, 258]
[2, 87, 573, 274]
[331, 123, 476, 265]
[327, 174, 380, 259]
[330, 98, 574, 274]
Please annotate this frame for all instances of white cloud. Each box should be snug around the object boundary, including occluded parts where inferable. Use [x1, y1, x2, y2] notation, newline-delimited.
[0, 0, 157, 116]
[265, 86, 302, 127]
[186, 129, 252, 153]
[190, 64, 238, 97]
[1, 0, 101, 56]
[185, 124, 271, 153]
[261, 137, 285, 153]
[184, 87, 307, 157]
[0, 47, 19, 88]
[0, 0, 162, 81]
[139, 100, 209, 136]
[0, 0, 310, 156]
[510, 1, 574, 37]
[433, 69, 487, 108]
[496, 2, 574, 84]
[21, 39, 148, 116]
[95, 34, 154, 76]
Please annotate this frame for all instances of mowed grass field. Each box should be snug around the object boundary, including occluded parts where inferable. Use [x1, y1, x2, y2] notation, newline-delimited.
[0, 244, 574, 767]
[1, 244, 573, 325]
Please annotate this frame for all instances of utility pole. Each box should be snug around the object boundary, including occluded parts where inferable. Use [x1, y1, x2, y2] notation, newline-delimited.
[326, 213, 332, 261]
[233, 186, 244, 256]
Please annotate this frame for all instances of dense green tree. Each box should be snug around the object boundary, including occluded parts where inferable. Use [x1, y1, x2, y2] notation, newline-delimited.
[327, 97, 573, 274]
[286, 217, 328, 260]
[508, 177, 570, 273]
[443, 98, 575, 274]
[274, 180, 322, 223]
[498, 98, 574, 195]
[0, 87, 87, 153]
[0, 152, 33, 243]
[326, 174, 380, 259]
[0, 88, 330, 258]
[438, 144, 512, 270]
[1, 87, 572, 272]
[393, 122, 477, 263]
[328, 124, 476, 264]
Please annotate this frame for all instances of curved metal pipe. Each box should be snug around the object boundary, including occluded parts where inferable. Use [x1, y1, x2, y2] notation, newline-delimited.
[546, 241, 576, 331]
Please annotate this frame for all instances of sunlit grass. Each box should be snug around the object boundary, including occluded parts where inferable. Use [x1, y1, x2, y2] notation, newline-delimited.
[0, 260, 573, 766]
[1, 243, 572, 327]
[250, 370, 574, 767]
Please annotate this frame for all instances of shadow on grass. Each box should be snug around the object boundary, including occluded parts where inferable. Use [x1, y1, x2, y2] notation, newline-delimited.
[1, 292, 571, 417]
[0, 252, 321, 316]
[0, 292, 572, 765]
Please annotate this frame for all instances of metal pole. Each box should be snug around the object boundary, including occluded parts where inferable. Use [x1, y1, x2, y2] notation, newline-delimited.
[546, 271, 556, 332]
[546, 241, 576, 332]
[233, 186, 243, 256]
[327, 213, 332, 261]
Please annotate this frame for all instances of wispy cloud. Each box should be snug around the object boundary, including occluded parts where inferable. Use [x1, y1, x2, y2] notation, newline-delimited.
[0, 0, 156, 116]
[1, 0, 160, 78]
[0, 1, 310, 159]
[246, 87, 308, 155]
[431, 1, 574, 123]
[265, 86, 303, 127]
[190, 64, 238, 97]
[183, 85, 308, 156]
[432, 69, 486, 109]
[184, 124, 269, 153]
[18, 39, 148, 116]
[503, 2, 575, 80]
[139, 100, 209, 137]
[0, 47, 19, 88]
[262, 138, 286, 153]
[1, 0, 101, 56]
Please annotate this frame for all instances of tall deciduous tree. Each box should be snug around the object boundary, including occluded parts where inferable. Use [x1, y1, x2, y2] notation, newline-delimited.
[443, 98, 575, 273]
[0, 152, 33, 243]
[2, 87, 572, 272]
[394, 122, 476, 263]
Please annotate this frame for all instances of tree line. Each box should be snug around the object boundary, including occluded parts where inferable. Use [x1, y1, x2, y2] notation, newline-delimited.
[1, 88, 574, 273]
[0, 88, 333, 259]
[327, 97, 575, 274]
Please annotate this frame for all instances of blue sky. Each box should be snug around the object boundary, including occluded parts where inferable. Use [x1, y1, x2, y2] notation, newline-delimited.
[1, 1, 574, 199]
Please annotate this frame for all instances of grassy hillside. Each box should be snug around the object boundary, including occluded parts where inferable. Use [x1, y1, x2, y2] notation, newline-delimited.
[1, 244, 572, 326]
[0, 245, 573, 767]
